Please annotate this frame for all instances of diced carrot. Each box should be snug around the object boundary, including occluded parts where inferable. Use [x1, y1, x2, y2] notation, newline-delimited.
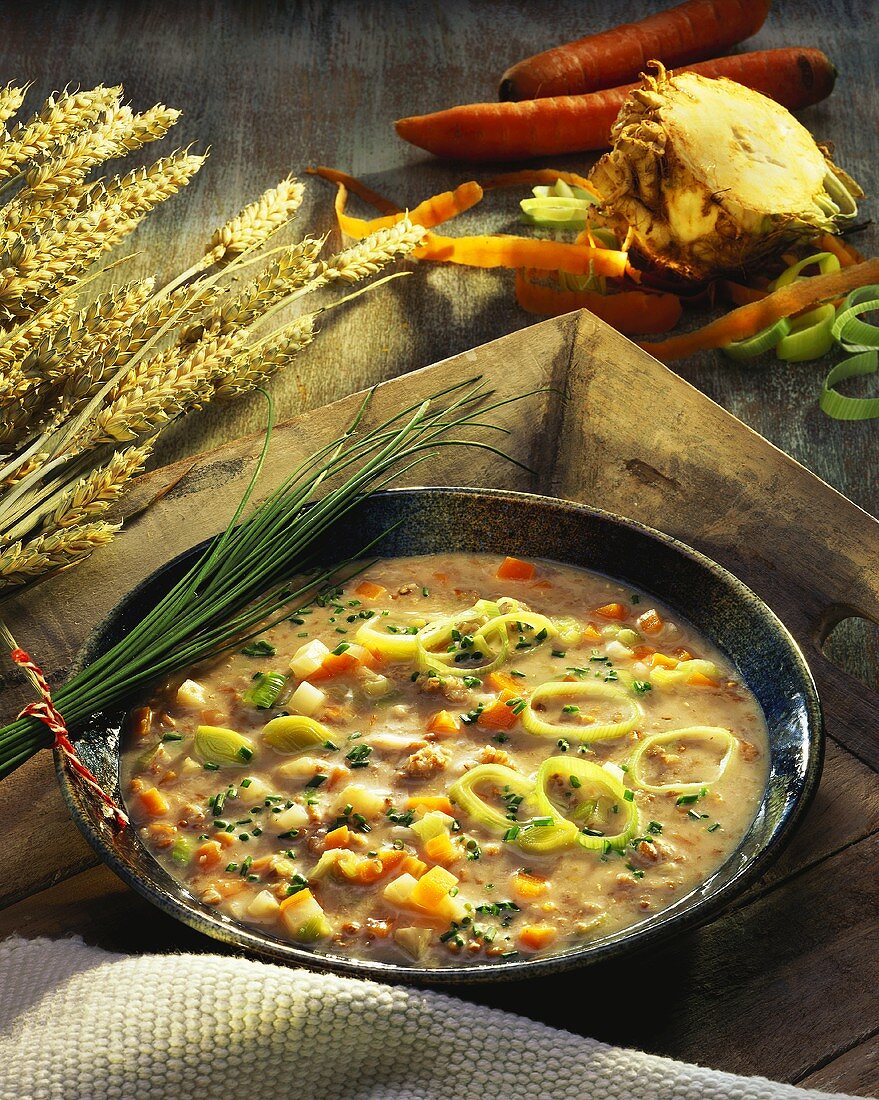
[512, 871, 549, 899]
[405, 795, 455, 815]
[400, 855, 428, 879]
[633, 644, 656, 660]
[424, 832, 458, 865]
[212, 877, 245, 899]
[146, 822, 176, 847]
[248, 855, 275, 873]
[410, 865, 458, 910]
[518, 924, 558, 950]
[213, 831, 236, 847]
[673, 647, 695, 662]
[355, 580, 387, 600]
[637, 608, 664, 635]
[496, 555, 536, 581]
[433, 572, 448, 583]
[687, 671, 719, 687]
[308, 651, 360, 681]
[195, 841, 222, 869]
[477, 690, 521, 731]
[139, 787, 169, 817]
[595, 602, 627, 620]
[427, 709, 461, 737]
[325, 825, 353, 850]
[280, 887, 314, 912]
[487, 671, 529, 695]
[377, 848, 409, 874]
[352, 857, 385, 884]
[649, 652, 678, 670]
[128, 777, 146, 795]
[582, 623, 602, 642]
[129, 706, 152, 740]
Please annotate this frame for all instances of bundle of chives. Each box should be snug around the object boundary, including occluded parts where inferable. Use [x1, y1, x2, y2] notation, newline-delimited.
[0, 377, 530, 780]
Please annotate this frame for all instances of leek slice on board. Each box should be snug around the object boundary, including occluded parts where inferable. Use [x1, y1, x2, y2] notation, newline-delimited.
[535, 756, 638, 851]
[721, 318, 792, 360]
[831, 287, 879, 353]
[522, 680, 641, 741]
[628, 726, 735, 795]
[820, 350, 879, 420]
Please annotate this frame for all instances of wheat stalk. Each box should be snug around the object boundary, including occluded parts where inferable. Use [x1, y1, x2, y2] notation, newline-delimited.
[49, 442, 152, 529]
[206, 175, 305, 263]
[0, 520, 118, 587]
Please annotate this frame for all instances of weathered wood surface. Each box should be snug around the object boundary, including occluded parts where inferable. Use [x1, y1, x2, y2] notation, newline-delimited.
[0, 0, 877, 1093]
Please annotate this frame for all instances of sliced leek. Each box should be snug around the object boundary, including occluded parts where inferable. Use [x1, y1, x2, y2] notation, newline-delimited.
[416, 601, 505, 676]
[775, 303, 836, 362]
[628, 726, 735, 795]
[820, 349, 879, 420]
[241, 671, 287, 709]
[831, 286, 879, 353]
[522, 681, 641, 741]
[535, 756, 638, 851]
[448, 764, 577, 853]
[722, 317, 791, 360]
[353, 618, 420, 662]
[194, 725, 255, 767]
[262, 714, 330, 754]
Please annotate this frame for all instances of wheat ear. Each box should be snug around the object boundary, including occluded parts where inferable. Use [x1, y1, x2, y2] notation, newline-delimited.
[0, 520, 119, 587]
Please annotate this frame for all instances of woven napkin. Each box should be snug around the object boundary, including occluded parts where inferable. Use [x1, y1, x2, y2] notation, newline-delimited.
[0, 936, 861, 1100]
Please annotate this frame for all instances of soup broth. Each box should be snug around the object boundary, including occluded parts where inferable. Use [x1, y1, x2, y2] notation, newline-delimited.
[122, 552, 768, 968]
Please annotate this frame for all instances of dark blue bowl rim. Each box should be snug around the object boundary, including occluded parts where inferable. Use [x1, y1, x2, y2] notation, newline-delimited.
[55, 485, 824, 984]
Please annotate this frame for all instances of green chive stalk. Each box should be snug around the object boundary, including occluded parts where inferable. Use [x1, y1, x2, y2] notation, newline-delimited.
[0, 377, 532, 780]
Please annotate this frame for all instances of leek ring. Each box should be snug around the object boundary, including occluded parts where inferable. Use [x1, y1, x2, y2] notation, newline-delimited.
[534, 756, 638, 851]
[522, 680, 641, 742]
[628, 726, 735, 795]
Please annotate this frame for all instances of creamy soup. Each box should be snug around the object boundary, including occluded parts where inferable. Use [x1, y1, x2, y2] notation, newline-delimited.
[122, 552, 768, 968]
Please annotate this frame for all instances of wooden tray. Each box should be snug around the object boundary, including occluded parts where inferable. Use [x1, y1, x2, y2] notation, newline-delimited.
[1, 310, 877, 1095]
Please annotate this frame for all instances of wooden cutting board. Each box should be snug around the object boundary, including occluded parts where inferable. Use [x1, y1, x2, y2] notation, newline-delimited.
[1, 310, 877, 1096]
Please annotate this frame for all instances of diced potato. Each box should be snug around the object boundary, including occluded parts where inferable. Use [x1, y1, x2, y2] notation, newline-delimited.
[410, 810, 456, 843]
[361, 673, 392, 698]
[248, 889, 281, 918]
[274, 803, 310, 831]
[289, 639, 330, 680]
[179, 756, 201, 775]
[279, 888, 331, 942]
[238, 775, 272, 800]
[276, 755, 325, 779]
[175, 678, 206, 708]
[369, 732, 427, 752]
[288, 681, 327, 717]
[394, 926, 432, 960]
[382, 872, 419, 907]
[606, 640, 634, 661]
[331, 784, 388, 819]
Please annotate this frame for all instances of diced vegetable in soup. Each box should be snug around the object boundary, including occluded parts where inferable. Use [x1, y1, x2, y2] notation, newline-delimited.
[122, 552, 768, 968]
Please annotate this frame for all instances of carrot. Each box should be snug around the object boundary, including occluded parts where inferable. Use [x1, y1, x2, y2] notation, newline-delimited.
[498, 0, 771, 100]
[424, 832, 458, 865]
[722, 280, 770, 306]
[397, 48, 836, 162]
[816, 233, 865, 269]
[518, 924, 558, 950]
[400, 855, 428, 879]
[195, 841, 222, 869]
[515, 270, 682, 335]
[307, 166, 398, 215]
[487, 671, 529, 695]
[427, 709, 461, 737]
[355, 580, 388, 600]
[496, 555, 536, 581]
[641, 259, 879, 361]
[480, 169, 600, 199]
[325, 825, 353, 850]
[688, 671, 719, 687]
[308, 651, 359, 681]
[409, 865, 458, 910]
[595, 602, 627, 621]
[406, 795, 456, 815]
[512, 871, 549, 899]
[418, 233, 631, 279]
[582, 624, 602, 642]
[649, 652, 679, 670]
[637, 609, 664, 635]
[477, 690, 521, 731]
[139, 787, 169, 817]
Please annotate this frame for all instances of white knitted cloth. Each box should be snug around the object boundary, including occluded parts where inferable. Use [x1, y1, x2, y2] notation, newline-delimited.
[0, 937, 861, 1100]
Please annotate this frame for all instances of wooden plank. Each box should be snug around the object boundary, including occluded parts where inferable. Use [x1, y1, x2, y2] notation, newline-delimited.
[798, 1033, 879, 1097]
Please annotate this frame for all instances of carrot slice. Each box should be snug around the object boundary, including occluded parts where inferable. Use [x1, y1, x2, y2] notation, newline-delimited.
[325, 825, 353, 850]
[641, 259, 879, 362]
[418, 232, 630, 279]
[496, 555, 536, 580]
[637, 609, 664, 635]
[195, 841, 222, 869]
[427, 710, 461, 737]
[355, 580, 388, 600]
[816, 233, 865, 268]
[687, 671, 719, 687]
[649, 652, 678, 670]
[424, 832, 458, 865]
[308, 652, 359, 681]
[515, 269, 681, 335]
[308, 166, 399, 214]
[139, 787, 169, 817]
[487, 671, 529, 695]
[595, 602, 627, 620]
[518, 924, 558, 950]
[477, 690, 521, 731]
[400, 855, 428, 879]
[405, 795, 455, 815]
[512, 871, 549, 898]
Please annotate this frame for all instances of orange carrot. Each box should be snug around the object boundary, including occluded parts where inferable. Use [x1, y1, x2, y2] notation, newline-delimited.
[355, 580, 388, 600]
[816, 233, 865, 268]
[139, 787, 169, 817]
[195, 841, 222, 869]
[480, 169, 600, 199]
[688, 671, 719, 687]
[477, 690, 521, 731]
[515, 270, 681, 335]
[649, 652, 679, 670]
[512, 871, 549, 899]
[308, 651, 360, 681]
[418, 233, 631, 279]
[498, 0, 771, 100]
[307, 166, 399, 214]
[582, 624, 602, 642]
[496, 555, 536, 581]
[595, 602, 627, 621]
[427, 710, 461, 737]
[642, 259, 879, 361]
[518, 924, 558, 950]
[637, 609, 664, 635]
[325, 825, 353, 850]
[398, 48, 835, 162]
[406, 795, 456, 815]
[487, 671, 529, 695]
[722, 281, 770, 306]
[400, 855, 428, 879]
[424, 832, 458, 865]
